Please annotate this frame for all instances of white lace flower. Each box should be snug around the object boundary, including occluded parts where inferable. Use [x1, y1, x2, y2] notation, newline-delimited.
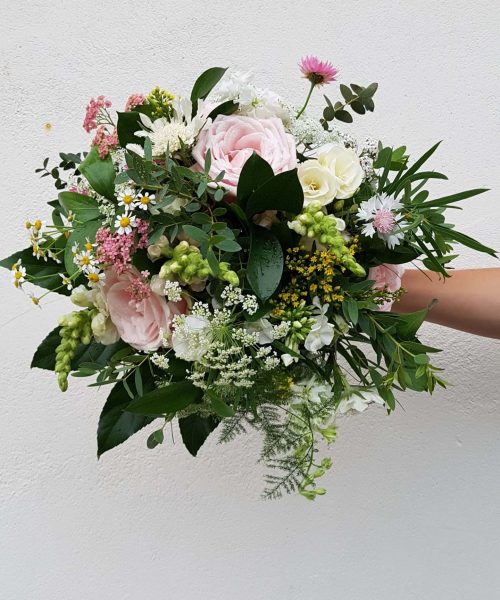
[171, 315, 212, 362]
[357, 194, 405, 249]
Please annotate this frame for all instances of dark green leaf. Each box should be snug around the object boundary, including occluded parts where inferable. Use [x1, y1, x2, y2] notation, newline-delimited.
[97, 372, 155, 457]
[147, 429, 164, 449]
[418, 188, 488, 209]
[245, 169, 303, 217]
[190, 67, 227, 114]
[179, 414, 219, 457]
[206, 389, 235, 417]
[334, 110, 353, 123]
[58, 192, 100, 222]
[183, 225, 209, 244]
[246, 226, 284, 301]
[116, 111, 144, 148]
[237, 152, 274, 207]
[78, 146, 116, 200]
[208, 100, 238, 120]
[0, 247, 71, 296]
[126, 381, 202, 416]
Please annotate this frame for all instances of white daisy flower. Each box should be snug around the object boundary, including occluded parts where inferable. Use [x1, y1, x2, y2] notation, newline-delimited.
[114, 211, 137, 235]
[85, 266, 105, 287]
[59, 273, 73, 290]
[117, 187, 138, 209]
[74, 250, 97, 272]
[356, 193, 405, 249]
[83, 238, 96, 253]
[136, 191, 156, 211]
[11, 261, 26, 288]
[31, 243, 46, 260]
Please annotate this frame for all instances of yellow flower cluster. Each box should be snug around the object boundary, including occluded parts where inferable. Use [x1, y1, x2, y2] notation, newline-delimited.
[147, 86, 175, 119]
[272, 245, 360, 315]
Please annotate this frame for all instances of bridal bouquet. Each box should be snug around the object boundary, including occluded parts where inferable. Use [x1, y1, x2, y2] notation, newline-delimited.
[3, 57, 494, 499]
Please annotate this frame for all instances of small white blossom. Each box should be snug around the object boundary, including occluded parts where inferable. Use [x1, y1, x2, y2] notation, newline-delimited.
[150, 353, 170, 370]
[114, 211, 137, 235]
[164, 280, 182, 302]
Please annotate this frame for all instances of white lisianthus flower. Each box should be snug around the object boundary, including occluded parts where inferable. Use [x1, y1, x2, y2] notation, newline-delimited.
[211, 69, 288, 120]
[337, 389, 385, 415]
[297, 160, 339, 207]
[317, 144, 364, 200]
[304, 298, 335, 352]
[171, 315, 212, 362]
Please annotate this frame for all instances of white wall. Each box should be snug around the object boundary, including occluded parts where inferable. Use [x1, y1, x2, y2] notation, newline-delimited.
[1, 1, 499, 598]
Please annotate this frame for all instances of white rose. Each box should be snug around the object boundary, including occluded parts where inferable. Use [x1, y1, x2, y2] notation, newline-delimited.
[317, 145, 364, 200]
[297, 159, 339, 207]
[91, 312, 120, 345]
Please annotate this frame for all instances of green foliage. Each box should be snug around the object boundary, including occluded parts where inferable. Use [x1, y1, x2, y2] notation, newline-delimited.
[116, 110, 144, 148]
[58, 192, 100, 222]
[78, 146, 116, 200]
[126, 381, 203, 416]
[237, 152, 274, 207]
[246, 225, 284, 301]
[179, 414, 219, 457]
[244, 169, 304, 216]
[322, 82, 378, 127]
[190, 66, 227, 115]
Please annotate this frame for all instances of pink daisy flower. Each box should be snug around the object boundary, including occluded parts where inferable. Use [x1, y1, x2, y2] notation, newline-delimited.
[299, 56, 338, 86]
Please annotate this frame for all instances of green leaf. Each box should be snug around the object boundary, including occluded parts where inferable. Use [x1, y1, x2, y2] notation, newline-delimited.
[334, 109, 353, 123]
[0, 247, 72, 296]
[183, 225, 209, 244]
[433, 224, 497, 257]
[214, 239, 241, 252]
[339, 84, 354, 102]
[78, 146, 116, 200]
[418, 188, 488, 209]
[147, 429, 164, 449]
[97, 374, 155, 457]
[64, 219, 101, 275]
[389, 141, 441, 194]
[116, 111, 144, 148]
[245, 169, 303, 217]
[343, 298, 359, 325]
[190, 67, 227, 114]
[179, 413, 219, 457]
[414, 354, 429, 365]
[208, 100, 238, 120]
[237, 152, 274, 207]
[246, 225, 284, 301]
[58, 192, 100, 222]
[126, 381, 202, 416]
[31, 327, 127, 372]
[206, 389, 235, 417]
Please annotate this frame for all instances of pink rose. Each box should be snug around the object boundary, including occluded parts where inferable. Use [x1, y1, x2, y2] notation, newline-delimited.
[192, 115, 297, 195]
[368, 264, 405, 312]
[102, 267, 187, 352]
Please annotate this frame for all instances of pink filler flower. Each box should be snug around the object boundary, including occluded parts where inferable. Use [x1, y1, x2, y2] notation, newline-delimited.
[299, 56, 338, 86]
[83, 95, 112, 133]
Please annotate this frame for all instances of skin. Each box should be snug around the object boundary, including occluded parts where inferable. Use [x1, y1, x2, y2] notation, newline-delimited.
[393, 269, 500, 340]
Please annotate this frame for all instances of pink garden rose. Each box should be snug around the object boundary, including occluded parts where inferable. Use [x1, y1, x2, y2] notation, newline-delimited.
[102, 267, 187, 352]
[192, 115, 297, 195]
[368, 264, 405, 312]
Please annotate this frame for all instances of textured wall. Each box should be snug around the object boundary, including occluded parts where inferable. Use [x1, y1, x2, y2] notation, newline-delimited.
[1, 1, 499, 598]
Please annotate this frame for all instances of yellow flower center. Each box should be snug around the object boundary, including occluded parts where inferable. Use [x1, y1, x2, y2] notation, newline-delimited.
[85, 242, 93, 251]
[14, 271, 22, 280]
[81, 256, 90, 265]
[140, 196, 149, 204]
[25, 221, 32, 229]
[34, 219, 42, 230]
[120, 216, 131, 228]
[123, 195, 133, 205]
[87, 273, 100, 283]
[31, 296, 40, 305]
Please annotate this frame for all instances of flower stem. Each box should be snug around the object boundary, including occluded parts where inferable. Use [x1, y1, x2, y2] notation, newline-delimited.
[296, 82, 316, 119]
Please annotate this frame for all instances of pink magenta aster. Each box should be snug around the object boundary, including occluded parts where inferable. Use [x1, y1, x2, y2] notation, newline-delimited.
[124, 94, 146, 112]
[83, 95, 112, 132]
[299, 56, 338, 86]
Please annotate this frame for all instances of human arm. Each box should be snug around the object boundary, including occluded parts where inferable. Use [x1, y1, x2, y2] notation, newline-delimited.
[393, 268, 500, 339]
